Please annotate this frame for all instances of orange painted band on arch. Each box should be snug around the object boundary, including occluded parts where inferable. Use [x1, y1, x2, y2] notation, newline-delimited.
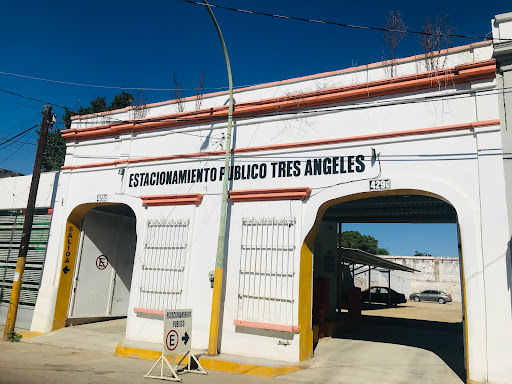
[60, 119, 500, 171]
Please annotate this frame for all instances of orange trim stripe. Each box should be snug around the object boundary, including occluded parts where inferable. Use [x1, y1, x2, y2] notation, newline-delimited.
[62, 59, 496, 141]
[233, 319, 300, 333]
[134, 308, 164, 316]
[60, 119, 500, 171]
[70, 41, 491, 121]
[229, 187, 311, 202]
[140, 193, 203, 206]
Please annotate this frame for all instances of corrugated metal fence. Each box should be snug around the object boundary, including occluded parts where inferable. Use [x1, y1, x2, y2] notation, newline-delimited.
[0, 210, 51, 326]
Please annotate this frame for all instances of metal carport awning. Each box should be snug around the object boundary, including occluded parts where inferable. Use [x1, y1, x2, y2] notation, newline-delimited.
[339, 247, 419, 273]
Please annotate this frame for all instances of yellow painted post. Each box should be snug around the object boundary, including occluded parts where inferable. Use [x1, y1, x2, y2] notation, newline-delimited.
[298, 244, 314, 361]
[52, 222, 81, 330]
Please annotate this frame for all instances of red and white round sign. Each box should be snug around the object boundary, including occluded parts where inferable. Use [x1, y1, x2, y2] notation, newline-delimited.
[166, 330, 179, 351]
[96, 255, 108, 270]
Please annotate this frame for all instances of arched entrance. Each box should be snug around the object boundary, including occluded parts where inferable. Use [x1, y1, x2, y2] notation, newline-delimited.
[299, 190, 467, 381]
[52, 203, 137, 330]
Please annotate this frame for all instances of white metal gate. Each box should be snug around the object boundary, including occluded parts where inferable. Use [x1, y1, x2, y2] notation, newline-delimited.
[237, 217, 296, 325]
[137, 219, 190, 312]
[69, 209, 136, 319]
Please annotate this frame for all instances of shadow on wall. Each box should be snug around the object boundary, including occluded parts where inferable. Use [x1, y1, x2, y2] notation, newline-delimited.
[508, 239, 512, 315]
[338, 316, 466, 381]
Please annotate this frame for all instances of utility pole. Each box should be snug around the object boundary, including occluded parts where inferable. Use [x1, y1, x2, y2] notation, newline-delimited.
[201, 0, 234, 356]
[3, 105, 52, 340]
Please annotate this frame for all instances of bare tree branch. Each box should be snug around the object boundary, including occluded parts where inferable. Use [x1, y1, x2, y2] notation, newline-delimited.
[383, 11, 407, 78]
[132, 89, 148, 119]
[195, 71, 206, 110]
[419, 15, 454, 72]
[173, 73, 185, 113]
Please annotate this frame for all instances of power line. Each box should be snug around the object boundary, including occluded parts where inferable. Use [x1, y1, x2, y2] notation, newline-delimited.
[0, 124, 40, 148]
[65, 87, 510, 161]
[0, 88, 75, 111]
[180, 0, 510, 41]
[0, 113, 41, 136]
[0, 70, 259, 92]
[0, 136, 37, 148]
[0, 131, 37, 166]
[0, 123, 38, 151]
[92, 85, 512, 129]
[0, 95, 43, 110]
[2, 76, 509, 134]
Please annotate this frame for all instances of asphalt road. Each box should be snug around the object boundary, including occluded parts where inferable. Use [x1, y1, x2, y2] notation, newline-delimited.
[0, 302, 464, 384]
[0, 341, 284, 384]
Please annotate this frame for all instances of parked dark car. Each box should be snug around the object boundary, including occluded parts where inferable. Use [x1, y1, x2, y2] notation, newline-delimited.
[361, 286, 407, 306]
[409, 290, 452, 304]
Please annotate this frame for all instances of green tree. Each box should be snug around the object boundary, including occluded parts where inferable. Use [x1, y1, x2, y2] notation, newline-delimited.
[41, 93, 135, 171]
[341, 231, 389, 255]
[414, 251, 432, 257]
[41, 127, 67, 172]
[108, 92, 135, 111]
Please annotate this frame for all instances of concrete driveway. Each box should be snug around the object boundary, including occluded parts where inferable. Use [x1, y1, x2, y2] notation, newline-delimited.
[282, 320, 464, 384]
[1, 302, 465, 384]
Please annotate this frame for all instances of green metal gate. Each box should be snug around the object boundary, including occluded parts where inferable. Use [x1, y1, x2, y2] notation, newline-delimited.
[0, 209, 51, 328]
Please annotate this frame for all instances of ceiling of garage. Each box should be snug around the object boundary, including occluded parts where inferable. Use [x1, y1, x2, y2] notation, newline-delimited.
[323, 194, 457, 224]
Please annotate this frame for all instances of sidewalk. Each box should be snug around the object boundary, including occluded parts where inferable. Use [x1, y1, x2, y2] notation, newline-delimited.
[8, 319, 303, 378]
[1, 317, 464, 384]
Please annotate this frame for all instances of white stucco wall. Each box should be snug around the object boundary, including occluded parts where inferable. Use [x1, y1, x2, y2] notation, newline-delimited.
[0, 172, 58, 210]
[356, 256, 462, 302]
[30, 31, 512, 383]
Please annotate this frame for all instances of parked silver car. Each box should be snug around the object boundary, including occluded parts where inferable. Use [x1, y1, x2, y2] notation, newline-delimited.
[409, 290, 452, 304]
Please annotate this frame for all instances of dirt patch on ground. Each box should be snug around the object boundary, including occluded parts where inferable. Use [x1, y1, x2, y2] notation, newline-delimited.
[361, 301, 463, 323]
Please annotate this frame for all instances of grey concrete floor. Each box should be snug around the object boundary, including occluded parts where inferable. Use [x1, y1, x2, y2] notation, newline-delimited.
[0, 341, 283, 384]
[21, 318, 127, 353]
[0, 307, 465, 384]
[282, 322, 464, 384]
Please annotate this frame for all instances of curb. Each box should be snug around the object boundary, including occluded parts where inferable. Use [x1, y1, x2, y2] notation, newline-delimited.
[18, 331, 43, 339]
[115, 341, 303, 378]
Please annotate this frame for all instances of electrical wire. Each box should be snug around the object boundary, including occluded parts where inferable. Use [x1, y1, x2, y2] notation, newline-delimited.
[0, 87, 75, 111]
[2, 75, 510, 135]
[0, 70, 261, 92]
[179, 0, 512, 41]
[88, 85, 512, 129]
[0, 124, 40, 148]
[0, 138, 36, 147]
[0, 131, 37, 166]
[0, 95, 43, 110]
[0, 113, 41, 136]
[0, 118, 41, 152]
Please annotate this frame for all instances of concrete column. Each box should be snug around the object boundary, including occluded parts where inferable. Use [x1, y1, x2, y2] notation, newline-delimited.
[493, 13, 512, 240]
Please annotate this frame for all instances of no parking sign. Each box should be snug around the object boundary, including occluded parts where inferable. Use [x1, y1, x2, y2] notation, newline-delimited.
[164, 309, 192, 355]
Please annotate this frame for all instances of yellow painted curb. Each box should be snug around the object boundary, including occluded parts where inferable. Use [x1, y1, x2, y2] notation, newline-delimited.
[115, 341, 163, 361]
[18, 331, 43, 339]
[115, 341, 302, 378]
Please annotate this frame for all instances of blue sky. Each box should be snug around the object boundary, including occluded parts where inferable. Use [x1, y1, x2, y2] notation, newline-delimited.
[342, 223, 459, 257]
[0, 1, 506, 256]
[0, 0, 509, 173]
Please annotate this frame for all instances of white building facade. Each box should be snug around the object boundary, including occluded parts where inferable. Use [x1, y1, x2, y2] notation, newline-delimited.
[29, 14, 512, 384]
